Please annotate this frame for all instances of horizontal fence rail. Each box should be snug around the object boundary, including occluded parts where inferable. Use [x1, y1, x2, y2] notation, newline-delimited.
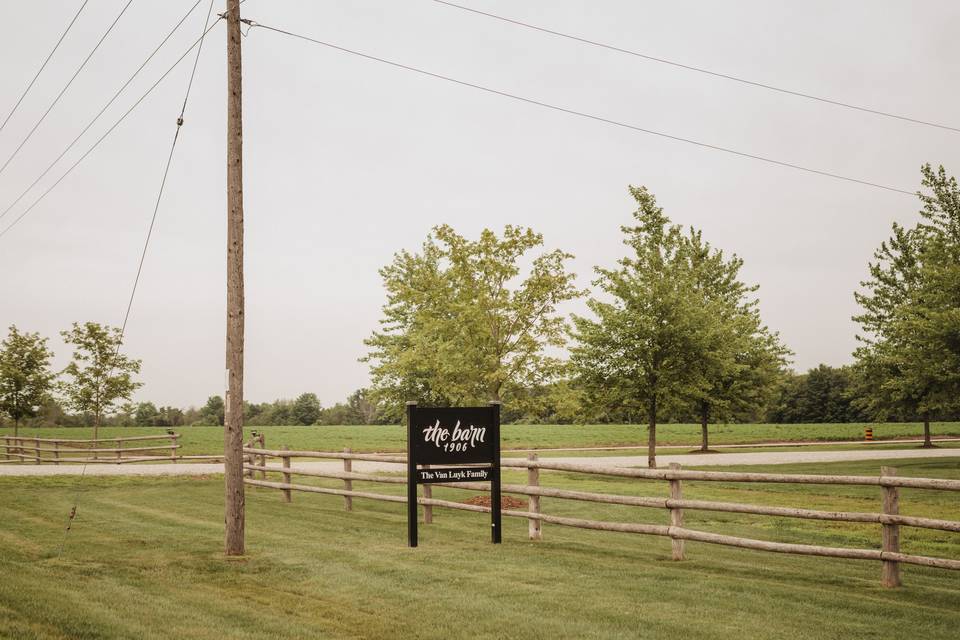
[0, 433, 223, 465]
[243, 446, 960, 587]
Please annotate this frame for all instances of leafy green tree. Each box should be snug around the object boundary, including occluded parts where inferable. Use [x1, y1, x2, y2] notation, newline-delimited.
[682, 230, 791, 450]
[319, 403, 356, 425]
[507, 379, 585, 424]
[59, 322, 142, 440]
[571, 187, 721, 467]
[292, 392, 322, 425]
[246, 399, 296, 426]
[113, 402, 136, 426]
[853, 165, 960, 446]
[199, 395, 225, 426]
[242, 401, 263, 424]
[347, 388, 382, 424]
[36, 398, 70, 427]
[134, 401, 159, 426]
[364, 224, 582, 414]
[0, 326, 55, 436]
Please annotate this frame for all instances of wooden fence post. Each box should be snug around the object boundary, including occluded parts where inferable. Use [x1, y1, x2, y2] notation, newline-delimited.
[259, 434, 267, 480]
[116, 438, 123, 464]
[2, 436, 8, 461]
[282, 445, 291, 503]
[669, 462, 685, 560]
[422, 464, 432, 523]
[528, 453, 542, 541]
[343, 448, 353, 512]
[54, 441, 60, 465]
[170, 434, 177, 461]
[34, 438, 41, 464]
[881, 466, 901, 588]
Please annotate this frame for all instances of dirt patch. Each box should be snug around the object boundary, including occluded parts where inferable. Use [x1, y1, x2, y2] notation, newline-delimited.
[463, 495, 527, 510]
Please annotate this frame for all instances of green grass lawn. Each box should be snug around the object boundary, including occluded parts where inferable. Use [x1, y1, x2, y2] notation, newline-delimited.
[4, 421, 960, 457]
[1, 457, 958, 639]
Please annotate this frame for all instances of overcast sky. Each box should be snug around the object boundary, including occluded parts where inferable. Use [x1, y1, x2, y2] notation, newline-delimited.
[1, 1, 958, 409]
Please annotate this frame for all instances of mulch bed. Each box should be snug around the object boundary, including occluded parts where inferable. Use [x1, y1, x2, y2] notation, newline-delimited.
[462, 495, 527, 510]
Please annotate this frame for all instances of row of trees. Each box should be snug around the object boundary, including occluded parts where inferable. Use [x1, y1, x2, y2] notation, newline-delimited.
[182, 389, 386, 427]
[363, 168, 959, 466]
[0, 322, 140, 438]
[364, 187, 791, 466]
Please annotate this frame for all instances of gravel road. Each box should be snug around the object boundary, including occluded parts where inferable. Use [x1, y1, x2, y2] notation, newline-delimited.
[1, 446, 957, 476]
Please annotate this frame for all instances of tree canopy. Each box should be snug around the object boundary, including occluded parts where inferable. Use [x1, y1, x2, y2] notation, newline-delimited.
[364, 224, 582, 417]
[572, 187, 721, 467]
[59, 322, 142, 439]
[572, 187, 788, 465]
[683, 229, 791, 449]
[853, 165, 960, 445]
[0, 325, 55, 435]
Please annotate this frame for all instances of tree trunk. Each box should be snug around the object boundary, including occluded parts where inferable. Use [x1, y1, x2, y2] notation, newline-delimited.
[647, 396, 657, 469]
[700, 402, 709, 452]
[922, 416, 934, 448]
[13, 418, 18, 438]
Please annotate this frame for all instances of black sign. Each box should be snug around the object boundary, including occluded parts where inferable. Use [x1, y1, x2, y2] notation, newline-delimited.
[417, 466, 491, 483]
[410, 406, 494, 465]
[407, 402, 501, 548]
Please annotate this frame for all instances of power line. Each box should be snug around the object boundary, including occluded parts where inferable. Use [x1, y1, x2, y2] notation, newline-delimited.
[116, 0, 216, 350]
[0, 0, 90, 136]
[0, 18, 225, 240]
[0, 0, 205, 222]
[0, 0, 135, 180]
[58, 2, 217, 558]
[431, 0, 960, 135]
[247, 20, 915, 197]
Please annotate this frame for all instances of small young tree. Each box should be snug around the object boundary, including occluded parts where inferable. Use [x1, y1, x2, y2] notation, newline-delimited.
[0, 326, 55, 436]
[571, 187, 720, 468]
[59, 322, 142, 440]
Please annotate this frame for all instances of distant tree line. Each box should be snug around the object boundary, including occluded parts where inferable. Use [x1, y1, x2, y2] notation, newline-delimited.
[2, 387, 393, 429]
[15, 361, 949, 430]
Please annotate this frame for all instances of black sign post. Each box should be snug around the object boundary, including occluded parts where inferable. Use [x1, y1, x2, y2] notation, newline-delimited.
[406, 401, 501, 547]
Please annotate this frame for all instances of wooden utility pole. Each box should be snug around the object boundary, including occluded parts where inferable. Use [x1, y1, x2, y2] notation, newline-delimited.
[224, 0, 245, 556]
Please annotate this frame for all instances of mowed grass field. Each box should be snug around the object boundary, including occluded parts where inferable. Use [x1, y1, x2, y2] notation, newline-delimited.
[3, 421, 960, 456]
[1, 457, 958, 639]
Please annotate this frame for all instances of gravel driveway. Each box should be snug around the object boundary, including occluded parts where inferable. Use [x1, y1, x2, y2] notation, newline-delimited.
[1, 446, 957, 476]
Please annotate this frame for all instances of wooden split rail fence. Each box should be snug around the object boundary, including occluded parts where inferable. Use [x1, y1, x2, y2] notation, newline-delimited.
[243, 446, 960, 588]
[1, 433, 218, 464]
